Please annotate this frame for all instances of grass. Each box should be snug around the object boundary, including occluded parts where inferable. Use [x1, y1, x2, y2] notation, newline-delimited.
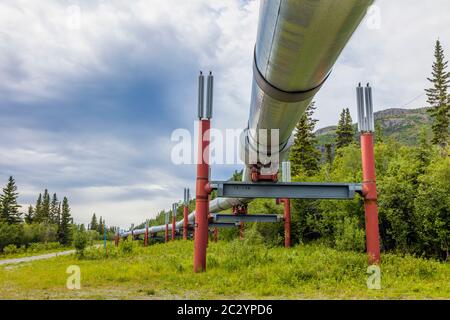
[0, 240, 448, 300]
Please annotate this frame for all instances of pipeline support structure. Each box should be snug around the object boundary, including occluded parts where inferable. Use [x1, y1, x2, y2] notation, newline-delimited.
[118, 0, 380, 273]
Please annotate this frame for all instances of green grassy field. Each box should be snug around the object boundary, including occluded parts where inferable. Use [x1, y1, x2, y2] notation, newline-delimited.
[0, 240, 448, 300]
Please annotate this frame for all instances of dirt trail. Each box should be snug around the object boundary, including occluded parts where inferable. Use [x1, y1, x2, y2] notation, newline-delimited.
[0, 250, 75, 266]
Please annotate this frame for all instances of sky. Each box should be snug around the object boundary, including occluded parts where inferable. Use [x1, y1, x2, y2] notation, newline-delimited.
[0, 0, 449, 228]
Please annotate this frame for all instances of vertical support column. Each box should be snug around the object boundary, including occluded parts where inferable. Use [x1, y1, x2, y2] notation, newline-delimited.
[233, 205, 247, 240]
[144, 220, 149, 247]
[357, 83, 381, 265]
[239, 222, 245, 240]
[183, 188, 190, 240]
[172, 203, 177, 241]
[281, 161, 292, 248]
[283, 199, 291, 248]
[165, 211, 169, 243]
[130, 224, 134, 241]
[194, 71, 213, 273]
[213, 227, 218, 242]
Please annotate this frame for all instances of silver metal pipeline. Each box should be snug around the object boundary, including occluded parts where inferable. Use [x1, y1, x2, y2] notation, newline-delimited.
[121, 0, 373, 238]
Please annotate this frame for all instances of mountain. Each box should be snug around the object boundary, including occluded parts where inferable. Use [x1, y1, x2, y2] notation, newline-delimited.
[315, 107, 432, 146]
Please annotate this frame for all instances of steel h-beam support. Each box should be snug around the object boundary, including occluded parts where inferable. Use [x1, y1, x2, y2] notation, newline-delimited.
[357, 83, 381, 265]
[194, 71, 213, 273]
[183, 188, 190, 240]
[211, 182, 362, 199]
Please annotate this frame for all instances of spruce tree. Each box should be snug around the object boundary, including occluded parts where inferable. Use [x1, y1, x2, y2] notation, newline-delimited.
[98, 216, 103, 234]
[415, 127, 432, 174]
[336, 108, 354, 149]
[25, 205, 34, 224]
[425, 39, 450, 148]
[59, 197, 72, 245]
[50, 193, 59, 224]
[42, 189, 50, 223]
[57, 203, 61, 226]
[289, 102, 321, 176]
[0, 176, 22, 224]
[90, 213, 98, 231]
[34, 193, 43, 223]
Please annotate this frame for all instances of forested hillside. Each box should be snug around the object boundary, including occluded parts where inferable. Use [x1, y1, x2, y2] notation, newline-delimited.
[316, 107, 433, 146]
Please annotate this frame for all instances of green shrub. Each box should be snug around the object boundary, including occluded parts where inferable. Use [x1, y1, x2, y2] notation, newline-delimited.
[414, 155, 450, 260]
[119, 238, 134, 255]
[73, 230, 89, 256]
[0, 222, 22, 251]
[22, 223, 58, 245]
[3, 244, 18, 255]
[86, 230, 100, 244]
[334, 216, 365, 252]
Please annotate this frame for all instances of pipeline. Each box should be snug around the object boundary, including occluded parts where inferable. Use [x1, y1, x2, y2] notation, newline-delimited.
[121, 0, 373, 239]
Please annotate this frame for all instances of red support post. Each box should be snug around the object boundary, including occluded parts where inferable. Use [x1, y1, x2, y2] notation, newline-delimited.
[172, 215, 176, 241]
[194, 119, 211, 273]
[282, 199, 291, 248]
[239, 222, 245, 240]
[144, 223, 149, 247]
[165, 224, 169, 243]
[361, 132, 381, 265]
[183, 205, 189, 240]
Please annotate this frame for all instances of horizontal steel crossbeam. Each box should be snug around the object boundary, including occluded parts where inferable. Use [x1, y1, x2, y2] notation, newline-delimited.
[210, 181, 362, 200]
[209, 222, 238, 229]
[211, 213, 281, 224]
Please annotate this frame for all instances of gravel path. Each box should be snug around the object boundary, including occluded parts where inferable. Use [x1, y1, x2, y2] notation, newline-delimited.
[0, 250, 76, 266]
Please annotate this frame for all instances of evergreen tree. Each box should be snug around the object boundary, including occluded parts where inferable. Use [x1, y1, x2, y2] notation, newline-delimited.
[57, 203, 61, 226]
[50, 193, 59, 224]
[42, 189, 50, 223]
[289, 102, 321, 176]
[34, 193, 43, 223]
[59, 197, 72, 245]
[98, 216, 104, 234]
[425, 40, 450, 148]
[415, 127, 432, 174]
[0, 176, 22, 224]
[336, 108, 354, 149]
[24, 205, 34, 224]
[325, 144, 333, 165]
[90, 213, 98, 231]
